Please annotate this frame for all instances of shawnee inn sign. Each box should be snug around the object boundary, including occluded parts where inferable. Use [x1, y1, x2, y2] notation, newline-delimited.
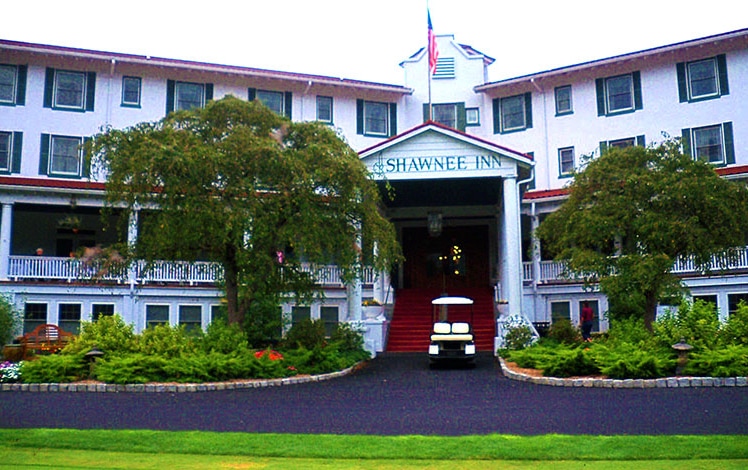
[360, 123, 532, 181]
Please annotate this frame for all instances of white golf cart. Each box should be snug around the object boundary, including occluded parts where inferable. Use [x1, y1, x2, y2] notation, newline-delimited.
[428, 296, 476, 367]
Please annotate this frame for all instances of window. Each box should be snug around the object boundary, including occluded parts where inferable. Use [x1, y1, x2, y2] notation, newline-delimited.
[558, 147, 575, 177]
[554, 85, 572, 115]
[595, 72, 642, 116]
[59, 303, 82, 334]
[166, 80, 213, 114]
[179, 305, 202, 332]
[92, 304, 115, 322]
[727, 293, 748, 316]
[432, 103, 457, 128]
[692, 294, 718, 311]
[433, 57, 455, 79]
[600, 135, 646, 155]
[291, 306, 311, 329]
[146, 304, 170, 328]
[320, 306, 339, 337]
[677, 55, 728, 102]
[550, 301, 570, 323]
[24, 303, 47, 334]
[248, 88, 292, 118]
[121, 76, 141, 107]
[682, 123, 734, 165]
[356, 100, 396, 137]
[466, 107, 480, 126]
[0, 64, 26, 106]
[40, 134, 87, 177]
[316, 96, 333, 123]
[578, 300, 600, 333]
[43, 68, 95, 111]
[210, 304, 226, 323]
[493, 93, 532, 134]
[0, 131, 22, 174]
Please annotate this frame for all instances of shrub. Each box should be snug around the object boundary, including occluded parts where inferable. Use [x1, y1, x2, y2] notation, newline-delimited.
[501, 341, 560, 368]
[539, 347, 599, 378]
[685, 345, 748, 377]
[595, 343, 676, 379]
[718, 303, 748, 346]
[283, 319, 327, 350]
[503, 325, 534, 351]
[607, 316, 654, 347]
[329, 323, 365, 354]
[200, 319, 249, 355]
[243, 296, 284, 349]
[63, 315, 137, 355]
[547, 319, 581, 344]
[138, 324, 195, 359]
[20, 353, 87, 383]
[94, 353, 170, 384]
[654, 300, 720, 350]
[0, 295, 20, 347]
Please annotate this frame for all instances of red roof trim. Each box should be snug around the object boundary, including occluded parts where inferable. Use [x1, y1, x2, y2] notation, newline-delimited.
[0, 176, 105, 191]
[716, 164, 748, 177]
[523, 188, 569, 200]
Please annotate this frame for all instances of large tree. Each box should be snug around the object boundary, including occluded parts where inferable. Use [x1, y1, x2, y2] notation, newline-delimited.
[537, 141, 748, 330]
[90, 96, 399, 325]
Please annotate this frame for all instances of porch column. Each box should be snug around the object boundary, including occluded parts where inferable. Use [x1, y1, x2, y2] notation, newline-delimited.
[0, 203, 13, 280]
[127, 209, 139, 287]
[501, 176, 523, 316]
[531, 214, 541, 287]
[346, 221, 363, 321]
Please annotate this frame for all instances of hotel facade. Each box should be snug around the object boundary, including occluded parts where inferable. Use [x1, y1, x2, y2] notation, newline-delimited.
[1, 28, 747, 353]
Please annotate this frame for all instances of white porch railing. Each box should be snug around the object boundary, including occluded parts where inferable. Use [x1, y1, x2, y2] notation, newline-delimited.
[523, 246, 748, 283]
[8, 256, 375, 287]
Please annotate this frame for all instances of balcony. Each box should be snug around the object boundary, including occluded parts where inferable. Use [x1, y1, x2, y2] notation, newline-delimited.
[7, 256, 375, 287]
[523, 246, 748, 283]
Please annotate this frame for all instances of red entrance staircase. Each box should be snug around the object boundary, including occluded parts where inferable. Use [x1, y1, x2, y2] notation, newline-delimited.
[386, 288, 496, 352]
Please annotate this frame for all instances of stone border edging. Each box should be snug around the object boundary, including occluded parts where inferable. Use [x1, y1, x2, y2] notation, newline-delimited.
[0, 364, 360, 393]
[499, 358, 748, 388]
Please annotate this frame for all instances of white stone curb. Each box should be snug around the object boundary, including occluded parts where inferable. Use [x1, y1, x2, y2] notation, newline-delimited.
[0, 363, 362, 393]
[498, 358, 747, 388]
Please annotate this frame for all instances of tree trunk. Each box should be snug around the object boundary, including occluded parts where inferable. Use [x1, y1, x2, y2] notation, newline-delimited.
[643, 290, 658, 332]
[223, 244, 243, 326]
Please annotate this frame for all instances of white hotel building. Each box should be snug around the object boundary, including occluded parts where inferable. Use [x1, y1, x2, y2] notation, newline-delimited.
[1, 28, 747, 353]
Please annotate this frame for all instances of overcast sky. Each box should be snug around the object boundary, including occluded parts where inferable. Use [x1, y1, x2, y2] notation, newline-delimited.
[4, 1, 747, 84]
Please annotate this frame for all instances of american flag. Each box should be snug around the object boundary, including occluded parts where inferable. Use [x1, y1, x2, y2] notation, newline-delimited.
[428, 9, 439, 75]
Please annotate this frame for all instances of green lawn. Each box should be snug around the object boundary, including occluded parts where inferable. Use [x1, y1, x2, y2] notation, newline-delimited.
[1, 429, 747, 469]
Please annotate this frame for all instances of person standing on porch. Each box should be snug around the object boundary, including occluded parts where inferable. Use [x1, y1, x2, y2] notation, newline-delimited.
[580, 302, 594, 342]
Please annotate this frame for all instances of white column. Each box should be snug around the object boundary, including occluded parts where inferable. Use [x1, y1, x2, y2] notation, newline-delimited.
[347, 221, 363, 321]
[127, 209, 139, 288]
[531, 214, 541, 287]
[0, 203, 13, 280]
[502, 176, 523, 316]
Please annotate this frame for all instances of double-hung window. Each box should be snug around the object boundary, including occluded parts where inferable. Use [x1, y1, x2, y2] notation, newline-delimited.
[595, 72, 642, 116]
[0, 64, 26, 106]
[316, 96, 333, 123]
[39, 134, 88, 178]
[179, 305, 202, 332]
[121, 76, 141, 107]
[44, 68, 96, 111]
[558, 147, 575, 177]
[248, 88, 292, 118]
[356, 99, 397, 137]
[682, 122, 735, 165]
[0, 130, 22, 174]
[677, 55, 728, 102]
[599, 135, 646, 155]
[166, 80, 213, 114]
[554, 85, 572, 115]
[493, 93, 532, 134]
[59, 303, 82, 335]
[426, 102, 468, 131]
[146, 304, 170, 328]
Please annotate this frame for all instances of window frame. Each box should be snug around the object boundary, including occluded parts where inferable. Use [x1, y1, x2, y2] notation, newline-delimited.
[500, 94, 527, 132]
[58, 303, 82, 335]
[316, 95, 333, 124]
[682, 122, 734, 166]
[605, 74, 634, 114]
[596, 71, 642, 116]
[256, 89, 285, 115]
[53, 70, 87, 110]
[91, 303, 115, 322]
[145, 304, 170, 328]
[554, 85, 573, 115]
[493, 93, 532, 134]
[550, 301, 571, 324]
[320, 306, 339, 338]
[465, 107, 480, 126]
[121, 76, 142, 107]
[48, 135, 84, 177]
[178, 304, 203, 332]
[23, 303, 48, 334]
[362, 100, 389, 137]
[0, 64, 18, 105]
[678, 55, 729, 103]
[558, 146, 575, 177]
[691, 124, 726, 165]
[174, 81, 205, 111]
[291, 305, 311, 329]
[0, 131, 13, 173]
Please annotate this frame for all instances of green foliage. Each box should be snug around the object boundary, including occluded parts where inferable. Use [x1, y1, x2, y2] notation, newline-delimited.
[540, 347, 599, 378]
[606, 316, 654, 347]
[595, 343, 675, 379]
[0, 295, 20, 346]
[94, 353, 170, 384]
[200, 319, 249, 355]
[547, 319, 581, 345]
[654, 301, 721, 350]
[63, 315, 137, 355]
[138, 324, 195, 359]
[537, 141, 748, 329]
[20, 354, 87, 383]
[719, 303, 748, 346]
[329, 323, 366, 354]
[243, 296, 283, 349]
[282, 319, 327, 350]
[503, 325, 535, 351]
[685, 345, 748, 377]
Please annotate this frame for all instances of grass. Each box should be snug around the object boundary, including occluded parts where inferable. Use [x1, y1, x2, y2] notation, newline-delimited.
[1, 429, 747, 469]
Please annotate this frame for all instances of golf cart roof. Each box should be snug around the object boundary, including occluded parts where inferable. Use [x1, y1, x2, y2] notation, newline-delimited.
[431, 296, 474, 305]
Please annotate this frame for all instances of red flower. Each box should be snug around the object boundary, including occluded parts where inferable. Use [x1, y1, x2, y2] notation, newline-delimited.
[254, 349, 284, 361]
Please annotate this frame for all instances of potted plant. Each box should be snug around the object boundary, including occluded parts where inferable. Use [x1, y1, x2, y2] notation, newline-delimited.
[362, 299, 383, 319]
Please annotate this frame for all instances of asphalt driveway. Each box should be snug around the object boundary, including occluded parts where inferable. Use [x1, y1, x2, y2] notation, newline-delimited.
[1, 353, 745, 435]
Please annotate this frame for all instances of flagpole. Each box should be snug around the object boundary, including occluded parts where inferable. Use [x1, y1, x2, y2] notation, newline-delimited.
[426, 2, 436, 121]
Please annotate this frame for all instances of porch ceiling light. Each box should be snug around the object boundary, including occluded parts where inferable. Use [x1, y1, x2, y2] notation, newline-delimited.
[428, 212, 443, 237]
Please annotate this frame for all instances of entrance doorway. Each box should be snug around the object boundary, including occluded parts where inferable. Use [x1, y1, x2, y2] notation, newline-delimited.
[401, 225, 490, 290]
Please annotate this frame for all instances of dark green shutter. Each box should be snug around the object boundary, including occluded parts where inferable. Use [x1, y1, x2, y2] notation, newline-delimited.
[247, 88, 256, 101]
[492, 98, 500, 134]
[636, 135, 646, 147]
[356, 99, 364, 135]
[422, 103, 430, 122]
[284, 91, 293, 119]
[85, 72, 96, 111]
[166, 80, 175, 114]
[595, 78, 605, 116]
[456, 102, 466, 131]
[16, 65, 27, 106]
[681, 128, 692, 157]
[717, 54, 729, 96]
[676, 62, 688, 102]
[723, 121, 735, 165]
[11, 132, 22, 173]
[43, 68, 55, 108]
[388, 103, 397, 137]
[82, 137, 92, 178]
[599, 141, 608, 155]
[39, 134, 50, 175]
[632, 71, 642, 110]
[524, 93, 533, 129]
[205, 83, 214, 102]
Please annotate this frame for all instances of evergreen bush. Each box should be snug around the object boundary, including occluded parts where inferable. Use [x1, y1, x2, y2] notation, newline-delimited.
[547, 319, 581, 344]
[282, 319, 327, 350]
[503, 325, 534, 351]
[20, 353, 87, 383]
[63, 315, 137, 356]
[0, 295, 20, 347]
